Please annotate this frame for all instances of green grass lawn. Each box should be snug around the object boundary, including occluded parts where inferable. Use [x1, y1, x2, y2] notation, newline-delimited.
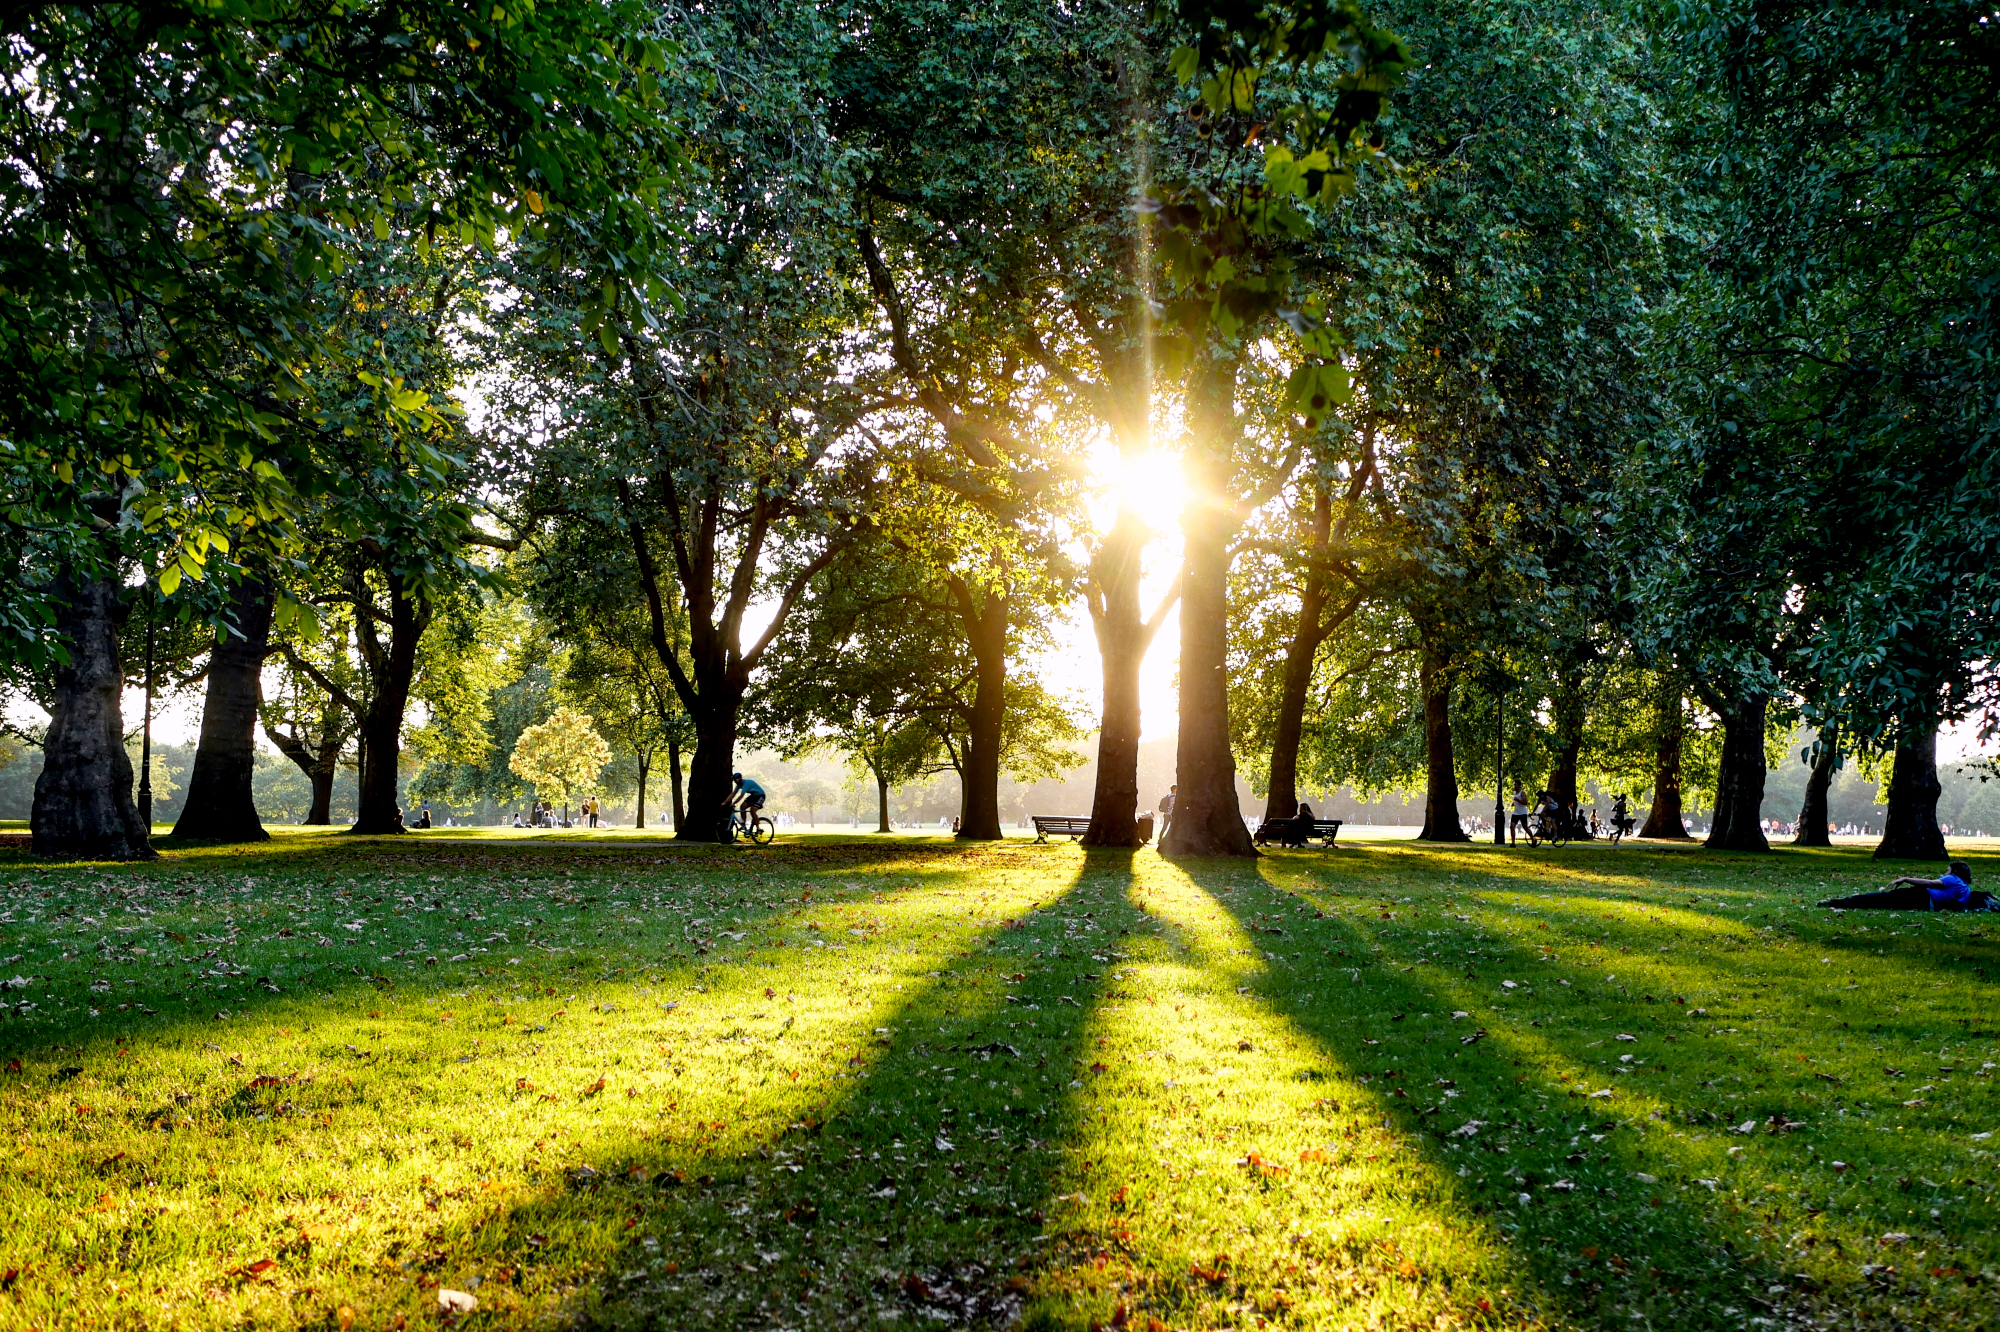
[0, 830, 1995, 1331]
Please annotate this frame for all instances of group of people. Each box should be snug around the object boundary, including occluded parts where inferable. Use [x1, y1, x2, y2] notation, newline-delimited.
[509, 796, 605, 829]
[1505, 782, 1634, 843]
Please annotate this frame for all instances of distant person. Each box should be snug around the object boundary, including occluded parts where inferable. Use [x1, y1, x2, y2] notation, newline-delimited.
[1820, 860, 1994, 912]
[585, 795, 599, 829]
[1159, 785, 1177, 838]
[1509, 782, 1530, 843]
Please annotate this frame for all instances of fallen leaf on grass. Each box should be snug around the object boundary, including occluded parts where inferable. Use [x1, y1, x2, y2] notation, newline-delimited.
[337, 1308, 355, 1331]
[437, 1289, 478, 1314]
[1236, 1151, 1288, 1177]
[581, 1076, 606, 1097]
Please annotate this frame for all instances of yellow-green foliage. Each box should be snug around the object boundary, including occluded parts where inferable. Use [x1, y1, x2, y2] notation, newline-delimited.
[0, 831, 1993, 1330]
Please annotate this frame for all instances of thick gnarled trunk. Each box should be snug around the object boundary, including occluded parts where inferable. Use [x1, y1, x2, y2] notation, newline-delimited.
[33, 571, 153, 860]
[682, 696, 740, 842]
[1794, 727, 1837, 848]
[1638, 682, 1688, 838]
[1416, 638, 1468, 843]
[953, 582, 1006, 841]
[1162, 352, 1255, 858]
[174, 579, 274, 842]
[1874, 724, 1946, 861]
[1705, 692, 1770, 852]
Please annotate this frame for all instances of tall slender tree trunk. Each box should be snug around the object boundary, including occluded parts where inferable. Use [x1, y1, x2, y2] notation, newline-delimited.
[1793, 726, 1837, 847]
[32, 570, 153, 860]
[1874, 723, 1946, 860]
[1704, 692, 1771, 852]
[1416, 636, 1469, 842]
[1162, 350, 1256, 858]
[1261, 489, 1338, 825]
[633, 751, 650, 829]
[1638, 681, 1688, 838]
[875, 761, 891, 833]
[351, 581, 425, 836]
[173, 578, 274, 842]
[668, 736, 685, 831]
[1083, 509, 1149, 847]
[1548, 677, 1584, 823]
[952, 581, 1007, 841]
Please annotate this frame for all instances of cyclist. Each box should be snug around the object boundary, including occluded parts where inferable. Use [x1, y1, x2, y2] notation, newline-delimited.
[730, 772, 767, 827]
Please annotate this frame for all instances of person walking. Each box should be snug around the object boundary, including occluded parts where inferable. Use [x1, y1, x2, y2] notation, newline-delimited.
[1509, 782, 1530, 844]
[1158, 785, 1177, 840]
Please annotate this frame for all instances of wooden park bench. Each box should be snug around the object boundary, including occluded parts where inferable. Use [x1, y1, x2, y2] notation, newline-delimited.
[1031, 815, 1092, 843]
[1253, 817, 1344, 848]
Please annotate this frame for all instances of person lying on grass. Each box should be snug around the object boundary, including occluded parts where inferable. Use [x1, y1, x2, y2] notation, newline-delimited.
[1819, 860, 1996, 911]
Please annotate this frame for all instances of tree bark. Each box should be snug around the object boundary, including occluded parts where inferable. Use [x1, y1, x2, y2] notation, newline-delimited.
[1162, 350, 1256, 858]
[1548, 676, 1585, 823]
[1874, 723, 1946, 860]
[1793, 727, 1837, 847]
[1082, 508, 1151, 847]
[1704, 692, 1771, 852]
[950, 579, 1007, 841]
[1416, 636, 1469, 842]
[1637, 681, 1689, 838]
[32, 570, 154, 859]
[634, 751, 651, 829]
[350, 574, 427, 835]
[1262, 487, 1335, 825]
[683, 697, 740, 843]
[172, 578, 274, 842]
[264, 713, 347, 826]
[875, 761, 891, 833]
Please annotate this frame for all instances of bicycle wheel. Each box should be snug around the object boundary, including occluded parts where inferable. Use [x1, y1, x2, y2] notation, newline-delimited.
[750, 815, 775, 846]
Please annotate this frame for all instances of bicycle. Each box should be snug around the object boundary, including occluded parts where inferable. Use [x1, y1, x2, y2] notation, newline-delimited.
[718, 801, 775, 846]
[1525, 810, 1569, 848]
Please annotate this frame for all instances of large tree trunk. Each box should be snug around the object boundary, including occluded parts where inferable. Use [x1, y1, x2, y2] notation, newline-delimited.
[952, 581, 1007, 841]
[1416, 637, 1469, 842]
[681, 699, 740, 842]
[33, 571, 153, 860]
[1793, 727, 1837, 847]
[875, 762, 891, 833]
[1082, 510, 1149, 847]
[1162, 351, 1256, 858]
[1874, 723, 1946, 860]
[350, 580, 425, 836]
[1638, 681, 1689, 838]
[173, 579, 274, 842]
[1548, 677, 1584, 827]
[1704, 692, 1771, 852]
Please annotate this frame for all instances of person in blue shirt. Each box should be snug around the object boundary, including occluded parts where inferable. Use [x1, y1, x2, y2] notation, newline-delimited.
[730, 772, 766, 819]
[1820, 860, 1994, 911]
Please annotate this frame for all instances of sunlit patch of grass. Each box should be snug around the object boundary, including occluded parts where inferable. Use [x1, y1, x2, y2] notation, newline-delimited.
[0, 834, 1995, 1329]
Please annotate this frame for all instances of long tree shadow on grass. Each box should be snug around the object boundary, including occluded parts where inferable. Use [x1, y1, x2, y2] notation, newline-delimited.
[514, 854, 1128, 1330]
[0, 840, 1071, 1329]
[1195, 852, 2000, 1330]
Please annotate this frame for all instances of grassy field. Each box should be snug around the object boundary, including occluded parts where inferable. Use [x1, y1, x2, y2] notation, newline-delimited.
[0, 829, 1995, 1332]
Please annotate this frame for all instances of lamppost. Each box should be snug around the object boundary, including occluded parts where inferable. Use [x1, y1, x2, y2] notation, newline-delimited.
[138, 592, 155, 829]
[1481, 666, 1515, 846]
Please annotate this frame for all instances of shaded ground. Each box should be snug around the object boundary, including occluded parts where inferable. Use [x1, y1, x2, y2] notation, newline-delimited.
[0, 830, 1994, 1329]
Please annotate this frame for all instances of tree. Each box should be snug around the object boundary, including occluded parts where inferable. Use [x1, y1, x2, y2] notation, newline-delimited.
[508, 709, 611, 827]
[171, 576, 276, 842]
[561, 620, 690, 831]
[490, 2, 876, 841]
[788, 778, 835, 828]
